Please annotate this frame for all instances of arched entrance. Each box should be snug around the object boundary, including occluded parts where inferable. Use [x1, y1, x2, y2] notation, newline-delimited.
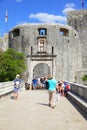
[33, 63, 50, 78]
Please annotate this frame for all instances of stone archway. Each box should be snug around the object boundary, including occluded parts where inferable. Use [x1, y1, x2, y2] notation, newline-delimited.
[33, 63, 50, 78]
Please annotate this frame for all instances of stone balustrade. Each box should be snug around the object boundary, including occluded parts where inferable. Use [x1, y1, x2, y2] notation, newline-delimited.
[67, 82, 87, 118]
[0, 81, 14, 97]
[70, 82, 87, 102]
[0, 81, 25, 97]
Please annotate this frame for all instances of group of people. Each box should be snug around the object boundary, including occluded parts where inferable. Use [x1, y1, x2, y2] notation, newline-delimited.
[13, 74, 70, 110]
[47, 76, 71, 109]
[32, 77, 47, 90]
[57, 80, 71, 97]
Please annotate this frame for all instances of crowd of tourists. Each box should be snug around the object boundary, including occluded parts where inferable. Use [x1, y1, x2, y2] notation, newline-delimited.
[13, 74, 70, 110]
[31, 75, 70, 109]
[32, 77, 47, 90]
[31, 77, 70, 94]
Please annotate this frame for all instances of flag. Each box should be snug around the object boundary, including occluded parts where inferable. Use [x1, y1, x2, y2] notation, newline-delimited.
[5, 10, 8, 23]
[81, 0, 84, 8]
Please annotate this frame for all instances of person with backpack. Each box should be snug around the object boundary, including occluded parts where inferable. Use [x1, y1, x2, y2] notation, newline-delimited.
[47, 74, 57, 109]
[13, 74, 22, 99]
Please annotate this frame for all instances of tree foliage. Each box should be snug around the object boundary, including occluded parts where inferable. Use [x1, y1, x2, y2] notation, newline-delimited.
[0, 48, 27, 82]
[82, 74, 87, 81]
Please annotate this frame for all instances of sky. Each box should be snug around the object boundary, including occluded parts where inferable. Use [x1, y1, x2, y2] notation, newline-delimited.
[0, 0, 87, 37]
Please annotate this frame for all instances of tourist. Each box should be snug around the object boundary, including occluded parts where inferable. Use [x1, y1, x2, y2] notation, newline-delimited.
[64, 83, 71, 96]
[13, 74, 22, 99]
[47, 74, 57, 109]
[57, 81, 64, 96]
[32, 77, 38, 90]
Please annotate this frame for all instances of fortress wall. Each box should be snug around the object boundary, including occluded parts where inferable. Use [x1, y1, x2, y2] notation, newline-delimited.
[0, 33, 8, 51]
[0, 10, 87, 84]
[8, 24, 82, 83]
[67, 10, 87, 70]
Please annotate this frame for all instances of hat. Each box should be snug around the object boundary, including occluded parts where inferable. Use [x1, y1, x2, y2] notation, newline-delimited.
[16, 74, 20, 78]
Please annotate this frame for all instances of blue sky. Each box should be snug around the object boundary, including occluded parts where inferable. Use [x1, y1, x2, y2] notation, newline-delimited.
[0, 0, 87, 37]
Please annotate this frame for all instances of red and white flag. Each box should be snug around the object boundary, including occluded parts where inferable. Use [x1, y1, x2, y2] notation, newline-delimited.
[5, 10, 8, 23]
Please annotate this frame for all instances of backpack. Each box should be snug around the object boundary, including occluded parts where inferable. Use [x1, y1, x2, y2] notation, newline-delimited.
[15, 81, 21, 88]
[45, 81, 49, 90]
[66, 84, 70, 90]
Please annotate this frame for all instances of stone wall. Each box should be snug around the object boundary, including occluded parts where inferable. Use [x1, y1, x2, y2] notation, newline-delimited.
[1, 10, 87, 84]
[67, 10, 87, 84]
[8, 23, 82, 84]
[0, 33, 8, 51]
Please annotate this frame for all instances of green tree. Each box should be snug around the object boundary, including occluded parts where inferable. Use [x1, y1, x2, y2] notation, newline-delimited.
[82, 74, 87, 81]
[0, 48, 27, 82]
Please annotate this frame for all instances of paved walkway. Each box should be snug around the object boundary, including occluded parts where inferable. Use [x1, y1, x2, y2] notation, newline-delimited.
[0, 90, 87, 130]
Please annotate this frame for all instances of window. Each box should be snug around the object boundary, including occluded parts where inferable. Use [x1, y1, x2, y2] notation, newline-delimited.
[60, 28, 69, 36]
[38, 28, 47, 35]
[12, 29, 20, 37]
[38, 40, 44, 52]
[37, 38, 46, 53]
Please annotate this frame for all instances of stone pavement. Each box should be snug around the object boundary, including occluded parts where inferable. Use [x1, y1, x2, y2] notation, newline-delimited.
[0, 90, 87, 130]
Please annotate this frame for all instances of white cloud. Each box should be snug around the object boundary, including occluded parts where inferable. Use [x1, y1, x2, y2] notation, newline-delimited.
[65, 3, 75, 8]
[63, 3, 76, 14]
[29, 13, 66, 23]
[16, 0, 22, 2]
[29, 3, 76, 24]
[63, 7, 75, 14]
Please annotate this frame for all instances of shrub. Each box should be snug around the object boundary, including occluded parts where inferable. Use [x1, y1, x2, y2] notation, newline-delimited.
[82, 74, 87, 81]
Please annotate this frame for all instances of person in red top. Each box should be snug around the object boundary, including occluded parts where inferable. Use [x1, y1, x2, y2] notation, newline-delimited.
[64, 83, 70, 96]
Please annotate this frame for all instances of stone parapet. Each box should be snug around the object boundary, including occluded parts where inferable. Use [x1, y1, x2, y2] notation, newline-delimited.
[70, 82, 87, 102]
[0, 81, 14, 97]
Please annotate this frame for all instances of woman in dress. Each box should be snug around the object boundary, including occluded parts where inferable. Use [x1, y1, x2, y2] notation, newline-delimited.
[13, 74, 21, 99]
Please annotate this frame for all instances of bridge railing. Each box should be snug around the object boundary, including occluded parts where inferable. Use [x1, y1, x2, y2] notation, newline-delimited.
[68, 82, 87, 118]
[0, 81, 26, 97]
[0, 81, 14, 97]
[70, 82, 87, 102]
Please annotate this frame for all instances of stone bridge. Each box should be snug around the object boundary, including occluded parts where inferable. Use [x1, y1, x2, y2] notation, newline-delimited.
[0, 82, 87, 130]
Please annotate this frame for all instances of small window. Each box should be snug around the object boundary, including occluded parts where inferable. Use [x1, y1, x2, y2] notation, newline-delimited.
[39, 40, 44, 52]
[12, 29, 20, 37]
[60, 28, 69, 36]
[37, 37, 46, 53]
[38, 28, 47, 35]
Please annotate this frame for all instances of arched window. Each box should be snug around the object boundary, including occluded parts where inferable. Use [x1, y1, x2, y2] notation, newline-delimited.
[60, 28, 69, 36]
[12, 29, 20, 37]
[38, 28, 47, 35]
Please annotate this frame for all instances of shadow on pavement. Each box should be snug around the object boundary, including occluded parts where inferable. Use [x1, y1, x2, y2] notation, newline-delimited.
[37, 102, 49, 107]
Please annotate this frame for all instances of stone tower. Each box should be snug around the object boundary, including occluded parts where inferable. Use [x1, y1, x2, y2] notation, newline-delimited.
[67, 10, 87, 83]
[8, 23, 82, 84]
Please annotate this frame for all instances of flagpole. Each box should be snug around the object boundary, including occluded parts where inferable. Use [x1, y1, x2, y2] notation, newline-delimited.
[5, 9, 8, 33]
